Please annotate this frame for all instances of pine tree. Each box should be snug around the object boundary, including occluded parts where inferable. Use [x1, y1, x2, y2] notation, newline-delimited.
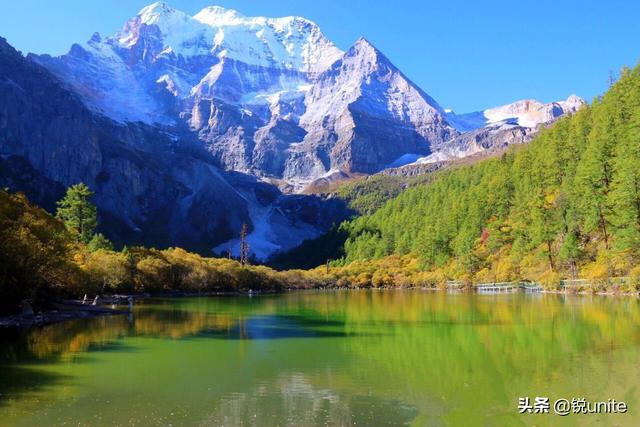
[574, 100, 617, 248]
[56, 183, 98, 243]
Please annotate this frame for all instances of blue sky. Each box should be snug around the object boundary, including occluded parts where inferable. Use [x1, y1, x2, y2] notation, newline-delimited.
[2, 0, 639, 112]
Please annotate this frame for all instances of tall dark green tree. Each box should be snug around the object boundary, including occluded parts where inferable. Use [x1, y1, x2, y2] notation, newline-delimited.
[56, 183, 98, 243]
[574, 99, 617, 249]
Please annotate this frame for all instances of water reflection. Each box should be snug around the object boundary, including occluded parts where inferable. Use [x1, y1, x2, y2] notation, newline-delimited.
[200, 373, 418, 426]
[0, 291, 639, 426]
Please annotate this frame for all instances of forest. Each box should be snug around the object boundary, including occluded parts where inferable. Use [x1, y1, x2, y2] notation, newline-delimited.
[336, 64, 640, 288]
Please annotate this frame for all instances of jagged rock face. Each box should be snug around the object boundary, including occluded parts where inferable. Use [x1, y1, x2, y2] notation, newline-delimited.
[0, 39, 101, 187]
[31, 1, 344, 181]
[367, 95, 585, 171]
[0, 37, 349, 259]
[30, 3, 458, 190]
[0, 155, 66, 212]
[295, 38, 457, 178]
[0, 35, 249, 249]
[33, 2, 342, 123]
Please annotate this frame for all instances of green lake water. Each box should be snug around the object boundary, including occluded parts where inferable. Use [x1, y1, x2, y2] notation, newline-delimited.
[1, 290, 639, 426]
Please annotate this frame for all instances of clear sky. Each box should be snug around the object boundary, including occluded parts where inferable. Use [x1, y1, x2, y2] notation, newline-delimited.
[2, 0, 639, 112]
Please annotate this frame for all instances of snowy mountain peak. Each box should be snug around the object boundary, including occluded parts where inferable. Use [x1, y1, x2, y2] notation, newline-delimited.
[334, 37, 391, 80]
[354, 36, 376, 49]
[484, 96, 585, 128]
[34, 3, 347, 124]
[119, 2, 196, 51]
[194, 5, 316, 29]
[138, 1, 180, 23]
[561, 94, 586, 110]
[193, 5, 245, 26]
[30, 2, 584, 194]
[112, 3, 344, 72]
[333, 36, 446, 116]
[349, 37, 381, 60]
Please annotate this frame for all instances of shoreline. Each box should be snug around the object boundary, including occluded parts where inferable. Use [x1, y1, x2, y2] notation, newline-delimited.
[362, 286, 640, 297]
[2, 286, 638, 329]
[0, 290, 280, 329]
[0, 306, 127, 329]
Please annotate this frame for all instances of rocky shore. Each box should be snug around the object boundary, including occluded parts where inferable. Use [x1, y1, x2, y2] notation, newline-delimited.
[0, 297, 129, 328]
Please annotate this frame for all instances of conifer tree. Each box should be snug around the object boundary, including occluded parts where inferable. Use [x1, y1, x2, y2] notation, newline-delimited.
[610, 109, 640, 252]
[56, 183, 98, 243]
[574, 100, 617, 248]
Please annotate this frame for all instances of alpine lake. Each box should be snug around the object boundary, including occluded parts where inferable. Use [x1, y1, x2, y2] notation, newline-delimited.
[1, 290, 639, 426]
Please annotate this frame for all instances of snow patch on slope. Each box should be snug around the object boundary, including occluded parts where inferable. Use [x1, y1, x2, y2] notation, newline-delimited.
[213, 200, 282, 260]
[387, 153, 423, 168]
[213, 194, 322, 261]
[242, 82, 311, 105]
[120, 2, 211, 57]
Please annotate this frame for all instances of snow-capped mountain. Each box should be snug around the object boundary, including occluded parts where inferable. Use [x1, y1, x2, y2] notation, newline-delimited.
[31, 2, 583, 190]
[282, 37, 457, 187]
[385, 95, 586, 169]
[34, 2, 342, 124]
[32, 2, 458, 190]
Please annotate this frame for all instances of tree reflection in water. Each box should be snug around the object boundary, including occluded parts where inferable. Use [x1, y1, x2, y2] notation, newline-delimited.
[0, 292, 639, 426]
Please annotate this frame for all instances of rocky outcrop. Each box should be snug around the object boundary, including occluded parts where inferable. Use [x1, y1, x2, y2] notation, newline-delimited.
[428, 96, 586, 161]
[378, 161, 447, 178]
[0, 36, 248, 248]
[431, 124, 535, 159]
